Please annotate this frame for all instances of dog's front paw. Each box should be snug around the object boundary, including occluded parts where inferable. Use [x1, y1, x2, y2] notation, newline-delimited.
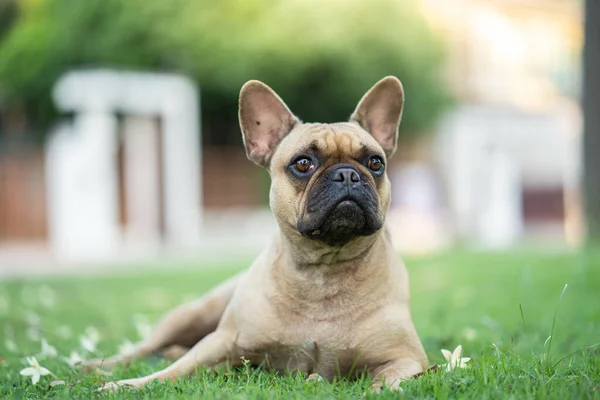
[97, 382, 121, 392]
[97, 379, 142, 392]
[369, 379, 404, 394]
[306, 373, 325, 383]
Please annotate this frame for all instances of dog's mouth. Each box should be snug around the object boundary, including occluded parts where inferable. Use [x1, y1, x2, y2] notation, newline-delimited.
[298, 193, 382, 247]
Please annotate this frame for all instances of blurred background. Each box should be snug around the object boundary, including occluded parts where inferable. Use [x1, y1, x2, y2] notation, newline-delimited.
[0, 0, 594, 276]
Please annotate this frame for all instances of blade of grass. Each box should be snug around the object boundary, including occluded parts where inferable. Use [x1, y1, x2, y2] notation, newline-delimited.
[519, 304, 527, 329]
[545, 284, 568, 364]
[552, 343, 600, 369]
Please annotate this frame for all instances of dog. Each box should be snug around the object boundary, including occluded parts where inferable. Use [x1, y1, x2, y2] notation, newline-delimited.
[87, 76, 428, 393]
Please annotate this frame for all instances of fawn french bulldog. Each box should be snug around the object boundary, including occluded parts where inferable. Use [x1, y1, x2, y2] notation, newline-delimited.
[88, 76, 428, 393]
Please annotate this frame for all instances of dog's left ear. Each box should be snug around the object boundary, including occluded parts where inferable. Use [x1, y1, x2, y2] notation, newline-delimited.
[350, 76, 404, 158]
[239, 80, 300, 168]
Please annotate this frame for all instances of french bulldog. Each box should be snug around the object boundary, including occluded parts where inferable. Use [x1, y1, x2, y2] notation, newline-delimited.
[88, 76, 428, 392]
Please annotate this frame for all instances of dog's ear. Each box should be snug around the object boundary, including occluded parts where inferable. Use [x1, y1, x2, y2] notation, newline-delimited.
[349, 76, 404, 158]
[239, 80, 299, 168]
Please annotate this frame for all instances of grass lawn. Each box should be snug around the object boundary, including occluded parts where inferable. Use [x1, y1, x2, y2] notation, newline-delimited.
[1, 250, 599, 399]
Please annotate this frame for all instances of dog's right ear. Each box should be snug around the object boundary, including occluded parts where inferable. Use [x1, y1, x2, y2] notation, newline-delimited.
[239, 81, 299, 168]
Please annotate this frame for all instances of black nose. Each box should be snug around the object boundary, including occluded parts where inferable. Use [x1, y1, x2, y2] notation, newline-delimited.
[331, 167, 361, 185]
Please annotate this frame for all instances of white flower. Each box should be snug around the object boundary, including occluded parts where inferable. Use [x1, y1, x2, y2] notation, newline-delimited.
[441, 345, 471, 371]
[133, 314, 152, 340]
[118, 339, 136, 355]
[61, 351, 84, 368]
[19, 357, 52, 385]
[79, 326, 101, 353]
[84, 326, 101, 343]
[79, 335, 97, 354]
[38, 339, 58, 358]
[306, 373, 324, 382]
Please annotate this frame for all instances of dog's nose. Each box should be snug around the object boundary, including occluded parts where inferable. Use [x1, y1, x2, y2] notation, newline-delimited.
[331, 167, 361, 185]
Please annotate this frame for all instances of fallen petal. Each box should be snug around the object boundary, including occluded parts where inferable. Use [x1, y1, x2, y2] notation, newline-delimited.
[452, 345, 463, 360]
[118, 339, 136, 355]
[84, 326, 101, 343]
[441, 349, 452, 361]
[19, 367, 36, 376]
[458, 358, 472, 368]
[306, 373, 324, 382]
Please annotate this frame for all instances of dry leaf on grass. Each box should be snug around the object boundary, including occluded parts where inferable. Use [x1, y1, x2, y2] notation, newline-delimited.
[413, 364, 441, 379]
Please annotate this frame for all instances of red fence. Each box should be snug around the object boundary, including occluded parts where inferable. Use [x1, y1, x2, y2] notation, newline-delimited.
[0, 150, 47, 241]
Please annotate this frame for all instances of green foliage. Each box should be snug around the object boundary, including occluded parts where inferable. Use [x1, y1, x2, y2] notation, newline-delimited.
[0, 0, 451, 143]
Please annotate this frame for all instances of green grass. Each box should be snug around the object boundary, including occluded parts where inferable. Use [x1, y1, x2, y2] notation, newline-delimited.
[1, 250, 599, 399]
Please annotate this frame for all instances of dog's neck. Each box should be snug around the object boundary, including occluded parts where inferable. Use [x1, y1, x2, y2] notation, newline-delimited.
[277, 227, 386, 268]
[270, 229, 392, 308]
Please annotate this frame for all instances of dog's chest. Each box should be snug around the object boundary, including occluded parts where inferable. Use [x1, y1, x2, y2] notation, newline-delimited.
[235, 257, 398, 379]
[244, 333, 365, 379]
[239, 313, 379, 380]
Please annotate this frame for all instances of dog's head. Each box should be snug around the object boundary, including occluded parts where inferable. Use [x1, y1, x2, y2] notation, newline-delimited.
[239, 77, 403, 247]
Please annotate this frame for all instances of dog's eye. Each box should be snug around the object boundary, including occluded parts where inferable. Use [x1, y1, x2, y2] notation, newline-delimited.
[294, 158, 314, 173]
[367, 156, 384, 173]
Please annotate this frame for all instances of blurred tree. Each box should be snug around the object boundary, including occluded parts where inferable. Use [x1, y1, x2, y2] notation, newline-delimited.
[0, 0, 18, 40]
[0, 0, 451, 145]
[583, 0, 600, 241]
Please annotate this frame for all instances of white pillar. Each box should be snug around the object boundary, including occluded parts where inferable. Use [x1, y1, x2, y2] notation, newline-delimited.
[46, 112, 119, 261]
[160, 82, 202, 247]
[122, 116, 162, 249]
[476, 149, 523, 248]
[48, 69, 203, 262]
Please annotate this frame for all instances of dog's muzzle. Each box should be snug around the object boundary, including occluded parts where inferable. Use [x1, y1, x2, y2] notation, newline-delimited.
[297, 164, 383, 246]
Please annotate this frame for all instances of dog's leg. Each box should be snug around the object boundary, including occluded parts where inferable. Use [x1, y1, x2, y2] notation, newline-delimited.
[84, 273, 242, 370]
[369, 358, 424, 393]
[160, 345, 191, 361]
[99, 330, 238, 391]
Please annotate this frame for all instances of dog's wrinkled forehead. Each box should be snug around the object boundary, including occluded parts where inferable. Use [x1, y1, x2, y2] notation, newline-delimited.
[274, 122, 384, 165]
[308, 124, 364, 157]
